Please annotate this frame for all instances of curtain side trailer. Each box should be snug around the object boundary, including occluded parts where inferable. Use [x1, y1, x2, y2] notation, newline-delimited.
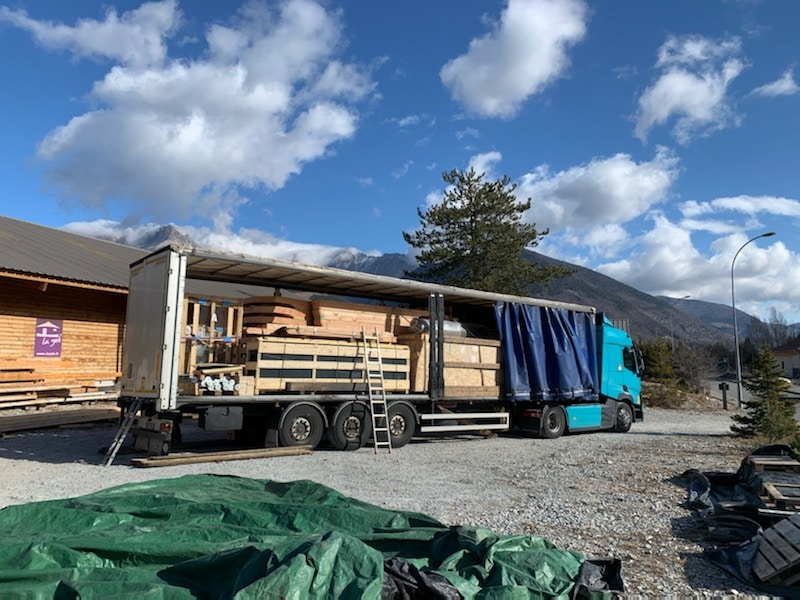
[118, 247, 644, 455]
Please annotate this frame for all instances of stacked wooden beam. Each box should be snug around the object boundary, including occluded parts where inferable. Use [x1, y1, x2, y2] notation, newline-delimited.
[310, 299, 429, 341]
[242, 296, 312, 332]
[0, 365, 119, 410]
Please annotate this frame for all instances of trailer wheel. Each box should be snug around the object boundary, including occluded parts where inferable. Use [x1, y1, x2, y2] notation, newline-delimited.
[387, 402, 416, 448]
[541, 406, 566, 439]
[329, 402, 372, 451]
[614, 403, 633, 433]
[279, 403, 324, 448]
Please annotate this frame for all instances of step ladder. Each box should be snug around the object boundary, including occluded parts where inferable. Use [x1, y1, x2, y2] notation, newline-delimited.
[103, 397, 143, 466]
[361, 328, 392, 454]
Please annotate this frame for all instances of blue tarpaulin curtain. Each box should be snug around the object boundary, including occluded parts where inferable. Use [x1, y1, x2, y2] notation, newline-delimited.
[494, 302, 599, 401]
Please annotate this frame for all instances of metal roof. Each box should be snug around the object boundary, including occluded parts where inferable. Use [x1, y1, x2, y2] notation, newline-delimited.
[0, 215, 145, 288]
[0, 216, 272, 300]
[150, 246, 596, 313]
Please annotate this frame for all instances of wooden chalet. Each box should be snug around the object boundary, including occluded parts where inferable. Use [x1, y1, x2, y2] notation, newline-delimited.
[774, 342, 800, 380]
[0, 216, 263, 411]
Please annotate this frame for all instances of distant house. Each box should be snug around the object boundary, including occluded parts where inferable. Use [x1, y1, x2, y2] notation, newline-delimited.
[773, 342, 800, 380]
[0, 216, 264, 407]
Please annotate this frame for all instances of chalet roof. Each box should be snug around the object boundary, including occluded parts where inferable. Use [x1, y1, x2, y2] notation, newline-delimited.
[773, 342, 800, 355]
[0, 215, 145, 289]
[0, 215, 278, 300]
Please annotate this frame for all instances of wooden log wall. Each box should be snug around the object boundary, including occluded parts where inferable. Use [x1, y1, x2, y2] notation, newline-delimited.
[0, 277, 126, 408]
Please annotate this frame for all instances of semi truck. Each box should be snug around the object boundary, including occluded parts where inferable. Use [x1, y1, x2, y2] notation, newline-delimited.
[110, 246, 643, 460]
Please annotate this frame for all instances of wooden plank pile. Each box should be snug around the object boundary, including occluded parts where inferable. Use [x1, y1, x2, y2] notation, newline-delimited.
[0, 407, 120, 434]
[0, 364, 119, 410]
[241, 296, 428, 342]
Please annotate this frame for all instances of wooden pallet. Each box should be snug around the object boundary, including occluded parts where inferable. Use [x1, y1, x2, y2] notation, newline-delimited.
[764, 483, 800, 510]
[753, 513, 800, 585]
[750, 455, 800, 472]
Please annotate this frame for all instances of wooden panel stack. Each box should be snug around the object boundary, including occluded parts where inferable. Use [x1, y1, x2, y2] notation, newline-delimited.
[311, 299, 428, 340]
[243, 336, 410, 393]
[398, 333, 502, 397]
[0, 364, 118, 409]
[242, 296, 312, 331]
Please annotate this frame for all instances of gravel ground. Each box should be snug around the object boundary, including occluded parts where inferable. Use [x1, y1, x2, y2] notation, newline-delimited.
[0, 405, 777, 597]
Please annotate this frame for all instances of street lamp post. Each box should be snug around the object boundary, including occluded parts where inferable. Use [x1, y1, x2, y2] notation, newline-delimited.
[731, 231, 776, 408]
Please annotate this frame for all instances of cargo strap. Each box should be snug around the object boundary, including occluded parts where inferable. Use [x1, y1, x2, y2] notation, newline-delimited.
[361, 328, 392, 454]
[103, 397, 143, 466]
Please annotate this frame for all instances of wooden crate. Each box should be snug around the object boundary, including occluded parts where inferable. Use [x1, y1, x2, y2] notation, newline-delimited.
[397, 334, 502, 396]
[244, 336, 410, 393]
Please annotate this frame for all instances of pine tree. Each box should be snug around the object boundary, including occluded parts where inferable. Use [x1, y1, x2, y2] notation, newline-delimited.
[730, 345, 799, 443]
[403, 168, 570, 295]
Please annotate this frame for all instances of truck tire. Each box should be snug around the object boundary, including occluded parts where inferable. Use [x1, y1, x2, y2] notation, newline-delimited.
[387, 402, 416, 448]
[614, 403, 633, 433]
[541, 406, 566, 439]
[329, 401, 372, 451]
[279, 403, 324, 449]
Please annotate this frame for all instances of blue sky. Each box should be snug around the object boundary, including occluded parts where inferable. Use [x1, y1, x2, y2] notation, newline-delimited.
[1, 0, 798, 322]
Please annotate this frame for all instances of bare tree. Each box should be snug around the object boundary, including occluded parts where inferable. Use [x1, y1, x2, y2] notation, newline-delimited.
[768, 307, 792, 347]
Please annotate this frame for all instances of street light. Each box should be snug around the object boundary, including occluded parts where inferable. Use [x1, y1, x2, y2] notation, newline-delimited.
[731, 231, 776, 407]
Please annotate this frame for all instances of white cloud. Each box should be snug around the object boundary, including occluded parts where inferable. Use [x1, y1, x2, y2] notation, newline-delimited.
[440, 0, 587, 119]
[392, 161, 414, 179]
[63, 219, 361, 265]
[593, 214, 800, 321]
[0, 1, 179, 68]
[634, 35, 745, 144]
[679, 218, 740, 235]
[750, 68, 799, 98]
[468, 151, 503, 179]
[680, 195, 800, 219]
[599, 215, 711, 292]
[562, 223, 629, 259]
[11, 0, 374, 225]
[455, 127, 480, 141]
[516, 148, 680, 231]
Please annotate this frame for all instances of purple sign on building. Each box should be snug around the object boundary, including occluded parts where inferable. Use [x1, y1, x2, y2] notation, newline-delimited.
[34, 318, 62, 357]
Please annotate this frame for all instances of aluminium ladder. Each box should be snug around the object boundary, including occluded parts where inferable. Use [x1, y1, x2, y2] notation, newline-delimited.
[103, 397, 143, 466]
[361, 328, 392, 454]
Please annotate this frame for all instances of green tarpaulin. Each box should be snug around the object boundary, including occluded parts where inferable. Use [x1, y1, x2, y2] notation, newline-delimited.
[0, 474, 612, 598]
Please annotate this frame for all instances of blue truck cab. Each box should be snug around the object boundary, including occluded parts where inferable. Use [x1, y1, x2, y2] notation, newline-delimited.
[595, 314, 644, 426]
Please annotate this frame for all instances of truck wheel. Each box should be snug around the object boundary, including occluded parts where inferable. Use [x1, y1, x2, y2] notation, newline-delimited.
[279, 403, 324, 448]
[387, 402, 416, 448]
[541, 406, 566, 439]
[614, 403, 633, 433]
[329, 402, 372, 451]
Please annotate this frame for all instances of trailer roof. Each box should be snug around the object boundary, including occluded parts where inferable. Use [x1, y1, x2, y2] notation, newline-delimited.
[141, 246, 595, 314]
